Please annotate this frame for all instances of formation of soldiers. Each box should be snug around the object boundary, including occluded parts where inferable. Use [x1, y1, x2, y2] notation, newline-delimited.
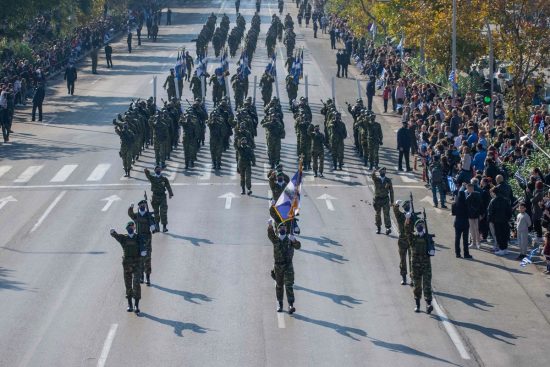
[227, 13, 246, 57]
[319, 98, 347, 171]
[283, 14, 296, 59]
[266, 14, 284, 57]
[212, 14, 230, 57]
[195, 12, 218, 58]
[242, 13, 261, 65]
[261, 97, 285, 169]
[297, 0, 313, 27]
[347, 99, 383, 170]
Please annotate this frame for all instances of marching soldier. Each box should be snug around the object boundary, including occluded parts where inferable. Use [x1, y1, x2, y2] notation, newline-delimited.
[110, 222, 146, 313]
[207, 109, 225, 169]
[190, 71, 203, 100]
[128, 201, 157, 285]
[262, 113, 285, 168]
[393, 200, 414, 286]
[310, 124, 325, 177]
[260, 71, 275, 107]
[372, 167, 394, 235]
[328, 112, 347, 170]
[163, 69, 177, 100]
[237, 137, 255, 195]
[411, 219, 433, 314]
[285, 75, 298, 106]
[144, 166, 174, 232]
[367, 113, 383, 170]
[346, 99, 363, 155]
[357, 110, 370, 166]
[267, 222, 301, 314]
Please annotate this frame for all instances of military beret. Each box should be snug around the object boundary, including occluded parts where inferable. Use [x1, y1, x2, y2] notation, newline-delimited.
[414, 219, 425, 226]
[155, 165, 161, 170]
[138, 200, 147, 205]
[126, 221, 135, 228]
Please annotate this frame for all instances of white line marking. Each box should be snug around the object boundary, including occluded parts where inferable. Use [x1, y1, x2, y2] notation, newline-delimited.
[166, 163, 180, 181]
[30, 191, 66, 233]
[0, 165, 12, 179]
[199, 163, 212, 180]
[50, 164, 78, 182]
[432, 298, 471, 360]
[14, 165, 43, 183]
[264, 163, 271, 178]
[230, 162, 237, 180]
[277, 313, 286, 328]
[0, 195, 17, 211]
[87, 164, 111, 181]
[101, 195, 121, 212]
[317, 194, 336, 211]
[97, 323, 119, 367]
[219, 192, 236, 209]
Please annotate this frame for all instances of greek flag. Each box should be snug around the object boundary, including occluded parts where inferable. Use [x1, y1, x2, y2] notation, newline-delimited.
[449, 70, 458, 90]
[237, 54, 251, 80]
[221, 50, 229, 72]
[265, 54, 277, 76]
[539, 121, 545, 134]
[447, 176, 457, 193]
[273, 165, 303, 223]
[396, 36, 404, 58]
[215, 66, 225, 86]
[514, 170, 527, 188]
[196, 57, 206, 77]
[175, 51, 184, 80]
[370, 22, 377, 38]
[520, 246, 540, 267]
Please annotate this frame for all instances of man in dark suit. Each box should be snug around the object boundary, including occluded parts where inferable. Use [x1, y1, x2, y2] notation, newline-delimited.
[366, 75, 376, 111]
[336, 50, 342, 78]
[341, 51, 350, 78]
[105, 43, 113, 68]
[64, 63, 77, 95]
[329, 28, 336, 49]
[452, 185, 473, 258]
[31, 82, 45, 121]
[397, 121, 411, 171]
[465, 183, 482, 250]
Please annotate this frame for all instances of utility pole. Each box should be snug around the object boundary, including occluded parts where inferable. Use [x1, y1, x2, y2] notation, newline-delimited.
[486, 19, 495, 127]
[451, 0, 457, 100]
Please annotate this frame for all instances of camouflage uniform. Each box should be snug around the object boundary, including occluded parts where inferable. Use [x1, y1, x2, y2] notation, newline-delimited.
[347, 100, 364, 154]
[208, 110, 225, 169]
[190, 74, 203, 100]
[367, 117, 383, 169]
[310, 127, 325, 176]
[412, 231, 432, 304]
[328, 116, 347, 170]
[372, 171, 394, 232]
[114, 122, 135, 176]
[262, 113, 285, 168]
[111, 231, 144, 300]
[260, 72, 275, 106]
[285, 75, 298, 104]
[237, 138, 255, 194]
[267, 225, 301, 306]
[393, 204, 414, 281]
[144, 168, 174, 229]
[128, 205, 156, 279]
[163, 72, 177, 100]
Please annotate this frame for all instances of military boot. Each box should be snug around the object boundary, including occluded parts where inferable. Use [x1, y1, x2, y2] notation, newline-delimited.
[338, 163, 343, 171]
[319, 172, 324, 178]
[386, 228, 391, 235]
[401, 275, 406, 285]
[288, 303, 296, 314]
[314, 170, 318, 177]
[127, 297, 134, 312]
[146, 274, 151, 286]
[241, 186, 246, 195]
[247, 190, 253, 196]
[426, 302, 433, 314]
[376, 226, 381, 234]
[134, 298, 140, 314]
[162, 224, 168, 233]
[332, 159, 337, 170]
[414, 299, 420, 313]
[185, 160, 189, 169]
[277, 301, 283, 313]
[363, 158, 368, 167]
[140, 272, 144, 284]
[410, 280, 414, 287]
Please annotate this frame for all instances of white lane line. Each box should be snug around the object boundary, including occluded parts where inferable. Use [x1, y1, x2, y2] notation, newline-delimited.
[277, 313, 286, 328]
[263, 163, 271, 178]
[30, 191, 66, 233]
[50, 164, 78, 182]
[14, 165, 43, 183]
[86, 164, 111, 181]
[0, 165, 12, 179]
[230, 162, 237, 180]
[199, 163, 212, 180]
[166, 163, 180, 181]
[432, 298, 471, 360]
[97, 323, 119, 367]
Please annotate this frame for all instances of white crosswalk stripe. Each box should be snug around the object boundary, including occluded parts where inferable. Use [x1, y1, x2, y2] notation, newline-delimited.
[50, 164, 78, 183]
[264, 163, 271, 178]
[14, 165, 43, 183]
[166, 163, 180, 181]
[199, 163, 212, 180]
[231, 162, 237, 180]
[0, 165, 12, 179]
[335, 167, 351, 182]
[86, 164, 111, 181]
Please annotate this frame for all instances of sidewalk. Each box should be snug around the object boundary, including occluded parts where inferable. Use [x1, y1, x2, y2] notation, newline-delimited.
[290, 7, 550, 367]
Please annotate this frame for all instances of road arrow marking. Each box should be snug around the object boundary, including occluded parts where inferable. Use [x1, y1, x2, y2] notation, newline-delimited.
[219, 192, 237, 209]
[101, 195, 121, 212]
[317, 193, 337, 211]
[31, 191, 66, 233]
[0, 195, 17, 211]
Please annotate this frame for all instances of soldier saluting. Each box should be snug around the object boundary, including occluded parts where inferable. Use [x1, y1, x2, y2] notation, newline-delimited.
[128, 199, 157, 285]
[267, 222, 301, 314]
[372, 167, 394, 234]
[411, 219, 434, 314]
[144, 166, 174, 232]
[110, 222, 146, 313]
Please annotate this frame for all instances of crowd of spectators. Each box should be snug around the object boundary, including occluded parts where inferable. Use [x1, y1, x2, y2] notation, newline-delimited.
[327, 14, 550, 268]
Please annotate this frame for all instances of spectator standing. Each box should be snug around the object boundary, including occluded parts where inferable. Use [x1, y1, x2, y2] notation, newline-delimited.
[31, 82, 45, 122]
[64, 63, 77, 95]
[382, 84, 390, 113]
[329, 28, 336, 49]
[452, 187, 472, 258]
[341, 51, 349, 78]
[450, 109, 462, 137]
[531, 181, 544, 242]
[543, 232, 550, 274]
[166, 8, 172, 25]
[487, 187, 512, 255]
[366, 75, 376, 110]
[466, 183, 482, 249]
[105, 43, 113, 68]
[397, 121, 411, 171]
[336, 50, 342, 78]
[515, 202, 532, 260]
[127, 31, 133, 53]
[0, 89, 9, 142]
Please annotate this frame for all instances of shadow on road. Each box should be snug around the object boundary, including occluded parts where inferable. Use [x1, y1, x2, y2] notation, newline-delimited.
[298, 248, 349, 264]
[433, 316, 521, 345]
[164, 232, 213, 246]
[0, 267, 26, 291]
[151, 284, 213, 304]
[470, 258, 530, 275]
[291, 313, 367, 341]
[138, 312, 210, 337]
[299, 235, 342, 247]
[1, 246, 105, 256]
[369, 337, 462, 366]
[434, 291, 494, 311]
[294, 285, 363, 308]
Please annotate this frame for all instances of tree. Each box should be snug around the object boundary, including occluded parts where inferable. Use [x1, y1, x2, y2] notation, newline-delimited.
[491, 0, 550, 128]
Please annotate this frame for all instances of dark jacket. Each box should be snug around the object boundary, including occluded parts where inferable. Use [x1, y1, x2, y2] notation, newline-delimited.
[397, 126, 411, 150]
[487, 195, 512, 223]
[105, 44, 113, 55]
[32, 85, 45, 104]
[366, 80, 375, 96]
[465, 191, 482, 219]
[452, 190, 469, 229]
[64, 66, 77, 82]
[531, 189, 544, 220]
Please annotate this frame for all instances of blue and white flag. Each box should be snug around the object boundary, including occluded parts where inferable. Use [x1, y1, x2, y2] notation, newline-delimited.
[369, 22, 377, 38]
[396, 36, 404, 58]
[175, 51, 184, 80]
[221, 50, 229, 72]
[449, 70, 458, 90]
[447, 176, 457, 193]
[196, 56, 206, 77]
[514, 170, 527, 187]
[265, 54, 277, 76]
[273, 166, 303, 223]
[538, 121, 545, 134]
[238, 54, 251, 80]
[520, 246, 540, 267]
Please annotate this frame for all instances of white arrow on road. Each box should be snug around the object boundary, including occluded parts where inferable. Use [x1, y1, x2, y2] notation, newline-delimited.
[101, 195, 121, 212]
[219, 192, 237, 209]
[0, 195, 17, 211]
[317, 194, 337, 211]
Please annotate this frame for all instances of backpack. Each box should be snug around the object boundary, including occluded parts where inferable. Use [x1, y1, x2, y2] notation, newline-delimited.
[430, 163, 443, 184]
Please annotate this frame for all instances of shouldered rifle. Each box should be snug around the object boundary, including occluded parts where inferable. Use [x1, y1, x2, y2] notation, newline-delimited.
[144, 190, 159, 233]
[409, 192, 421, 220]
[423, 208, 436, 256]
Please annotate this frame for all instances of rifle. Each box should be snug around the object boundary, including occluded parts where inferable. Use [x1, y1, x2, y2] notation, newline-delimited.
[144, 190, 159, 233]
[409, 192, 421, 220]
[423, 208, 436, 256]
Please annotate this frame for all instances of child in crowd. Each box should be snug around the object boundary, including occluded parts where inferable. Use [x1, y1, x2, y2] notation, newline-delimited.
[515, 202, 532, 260]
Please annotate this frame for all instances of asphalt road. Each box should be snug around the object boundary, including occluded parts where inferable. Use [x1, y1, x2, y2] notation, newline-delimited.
[1, 1, 549, 367]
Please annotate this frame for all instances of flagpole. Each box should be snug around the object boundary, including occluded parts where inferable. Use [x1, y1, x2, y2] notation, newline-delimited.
[451, 0, 457, 100]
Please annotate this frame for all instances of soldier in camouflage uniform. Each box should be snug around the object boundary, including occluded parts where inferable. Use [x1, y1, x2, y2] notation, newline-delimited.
[114, 120, 135, 177]
[210, 74, 225, 106]
[372, 167, 394, 235]
[144, 166, 174, 232]
[110, 222, 146, 313]
[180, 110, 198, 169]
[320, 99, 335, 148]
[411, 219, 433, 314]
[260, 71, 275, 106]
[163, 69, 177, 100]
[242, 97, 258, 137]
[237, 137, 255, 195]
[328, 112, 347, 170]
[231, 73, 245, 109]
[150, 112, 169, 168]
[128, 201, 156, 285]
[393, 200, 414, 286]
[190, 72, 204, 100]
[346, 99, 364, 155]
[262, 112, 285, 168]
[367, 114, 383, 170]
[284, 28, 296, 58]
[233, 120, 255, 163]
[218, 98, 234, 151]
[285, 75, 298, 106]
[293, 112, 312, 169]
[309, 124, 325, 177]
[207, 108, 225, 169]
[356, 110, 371, 167]
[267, 222, 301, 313]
